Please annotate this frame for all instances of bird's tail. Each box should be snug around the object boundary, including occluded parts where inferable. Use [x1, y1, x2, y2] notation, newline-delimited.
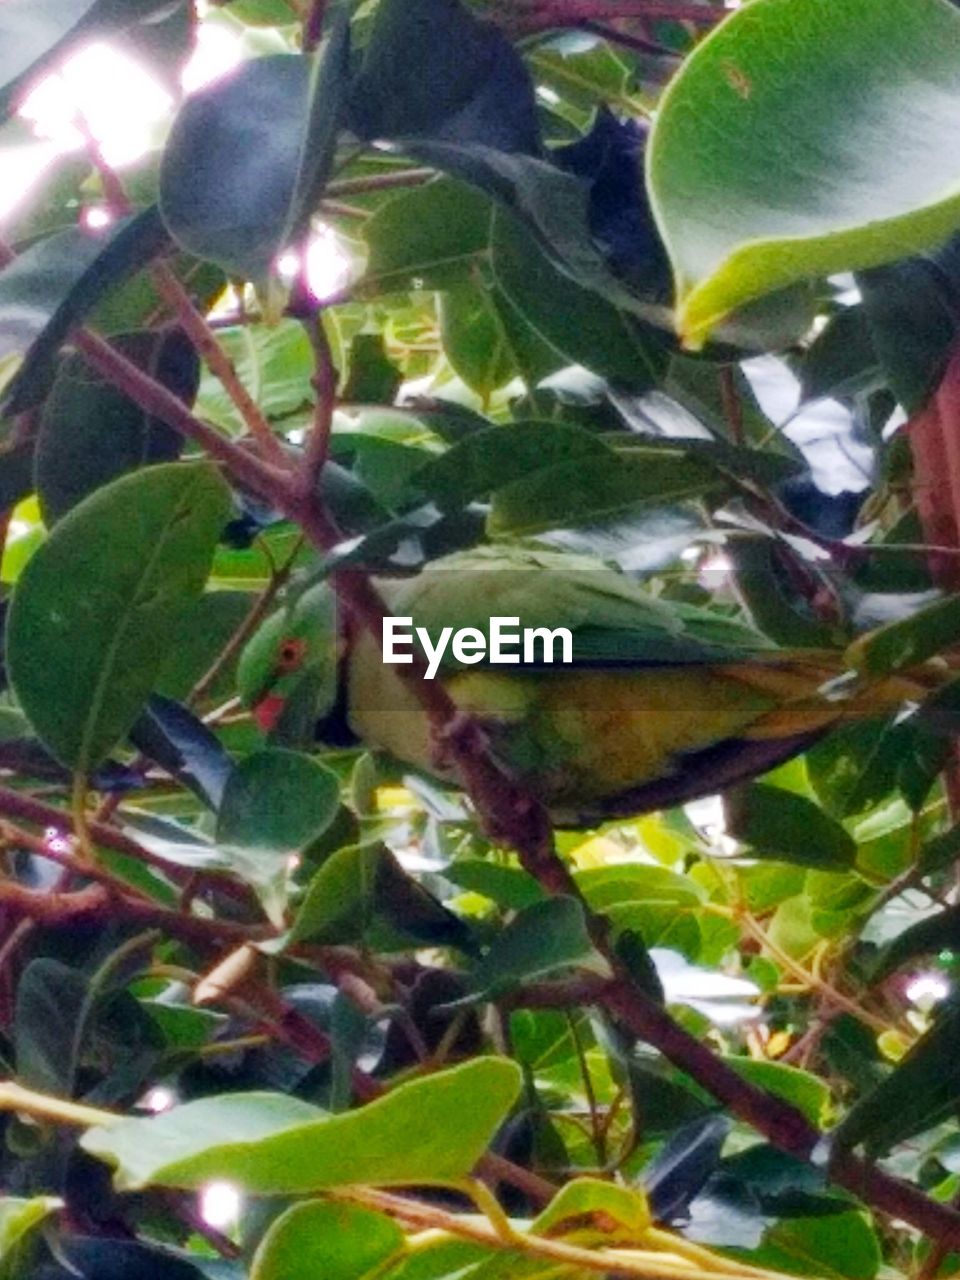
[723, 652, 952, 741]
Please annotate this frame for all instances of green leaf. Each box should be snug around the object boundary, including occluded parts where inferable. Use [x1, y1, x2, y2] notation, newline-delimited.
[647, 0, 960, 345]
[491, 207, 667, 390]
[218, 749, 341, 855]
[725, 784, 857, 870]
[439, 279, 516, 400]
[445, 859, 545, 911]
[831, 1000, 960, 1157]
[284, 842, 474, 953]
[472, 897, 608, 999]
[799, 306, 881, 404]
[347, 0, 539, 154]
[0, 211, 170, 415]
[362, 178, 491, 293]
[252, 1201, 405, 1280]
[35, 330, 198, 524]
[161, 26, 350, 278]
[725, 1057, 830, 1128]
[847, 593, 960, 676]
[342, 333, 402, 405]
[216, 748, 341, 922]
[8, 462, 231, 772]
[407, 422, 611, 512]
[757, 1212, 880, 1280]
[488, 449, 729, 536]
[82, 1057, 523, 1190]
[858, 239, 960, 412]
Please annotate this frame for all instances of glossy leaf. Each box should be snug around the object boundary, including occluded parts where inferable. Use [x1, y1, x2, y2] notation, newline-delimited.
[347, 0, 539, 154]
[35, 329, 198, 524]
[1, 210, 171, 415]
[725, 784, 857, 870]
[491, 207, 668, 389]
[129, 695, 233, 811]
[472, 897, 608, 999]
[8, 463, 231, 772]
[82, 1057, 523, 1190]
[285, 842, 475, 953]
[648, 0, 960, 344]
[847, 592, 960, 677]
[488, 448, 729, 536]
[161, 26, 349, 279]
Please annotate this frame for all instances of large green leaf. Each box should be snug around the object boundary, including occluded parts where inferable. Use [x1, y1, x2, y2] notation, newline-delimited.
[491, 206, 668, 389]
[648, 0, 960, 346]
[160, 24, 349, 279]
[251, 1201, 405, 1280]
[284, 842, 475, 953]
[8, 463, 231, 772]
[362, 178, 491, 293]
[488, 448, 729, 535]
[82, 1057, 522, 1190]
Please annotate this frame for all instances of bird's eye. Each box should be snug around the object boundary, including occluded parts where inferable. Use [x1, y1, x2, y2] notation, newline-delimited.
[276, 637, 308, 674]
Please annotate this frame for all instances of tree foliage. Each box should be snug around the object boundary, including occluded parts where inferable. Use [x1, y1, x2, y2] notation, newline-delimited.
[3, 2, 960, 1278]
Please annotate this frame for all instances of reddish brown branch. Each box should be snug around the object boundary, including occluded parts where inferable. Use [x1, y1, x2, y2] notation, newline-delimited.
[509, 1, 726, 32]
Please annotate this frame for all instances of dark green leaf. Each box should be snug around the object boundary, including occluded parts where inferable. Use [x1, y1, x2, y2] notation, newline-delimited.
[439, 279, 516, 400]
[831, 1000, 960, 1158]
[161, 27, 350, 279]
[800, 306, 882, 404]
[407, 421, 610, 512]
[846, 592, 960, 676]
[492, 207, 668, 390]
[347, 0, 539, 154]
[1, 210, 171, 415]
[645, 1115, 731, 1222]
[36, 329, 199, 524]
[472, 897, 607, 999]
[725, 784, 857, 870]
[858, 234, 960, 412]
[362, 178, 491, 294]
[488, 449, 729, 536]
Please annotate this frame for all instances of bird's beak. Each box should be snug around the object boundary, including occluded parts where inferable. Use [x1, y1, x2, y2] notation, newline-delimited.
[253, 693, 287, 733]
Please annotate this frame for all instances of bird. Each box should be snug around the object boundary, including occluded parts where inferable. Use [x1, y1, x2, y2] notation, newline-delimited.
[237, 545, 941, 827]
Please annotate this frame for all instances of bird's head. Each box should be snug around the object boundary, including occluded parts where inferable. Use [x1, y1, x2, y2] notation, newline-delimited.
[237, 581, 345, 740]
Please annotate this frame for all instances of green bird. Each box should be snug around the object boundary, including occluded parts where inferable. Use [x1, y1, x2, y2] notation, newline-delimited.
[237, 546, 939, 826]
